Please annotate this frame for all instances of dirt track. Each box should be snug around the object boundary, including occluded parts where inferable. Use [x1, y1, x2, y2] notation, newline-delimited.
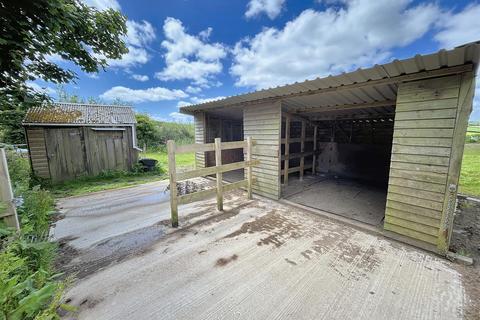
[53, 183, 478, 320]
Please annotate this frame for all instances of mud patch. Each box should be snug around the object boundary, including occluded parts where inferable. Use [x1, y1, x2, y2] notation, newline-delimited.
[224, 210, 304, 248]
[451, 196, 480, 262]
[215, 254, 238, 267]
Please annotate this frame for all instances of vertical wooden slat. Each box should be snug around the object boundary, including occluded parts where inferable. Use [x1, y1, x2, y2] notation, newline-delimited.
[167, 140, 178, 227]
[283, 114, 290, 185]
[246, 136, 253, 199]
[215, 138, 223, 211]
[312, 125, 318, 175]
[300, 120, 306, 181]
[437, 72, 475, 254]
[0, 149, 20, 230]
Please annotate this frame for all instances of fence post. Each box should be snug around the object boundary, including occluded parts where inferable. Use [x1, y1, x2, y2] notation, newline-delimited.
[0, 148, 20, 231]
[214, 138, 223, 211]
[167, 140, 178, 227]
[312, 125, 318, 175]
[300, 120, 306, 181]
[284, 114, 290, 185]
[246, 136, 253, 199]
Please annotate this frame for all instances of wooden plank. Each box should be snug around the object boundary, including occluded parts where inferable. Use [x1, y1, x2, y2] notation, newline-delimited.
[390, 154, 450, 166]
[396, 87, 460, 104]
[393, 128, 454, 138]
[393, 137, 452, 148]
[395, 98, 458, 112]
[390, 161, 448, 174]
[389, 168, 447, 185]
[395, 108, 457, 121]
[384, 222, 438, 245]
[387, 184, 444, 202]
[394, 118, 456, 129]
[281, 164, 313, 175]
[312, 125, 317, 174]
[167, 140, 178, 227]
[384, 216, 439, 237]
[215, 138, 223, 211]
[385, 207, 441, 228]
[246, 136, 253, 199]
[283, 114, 290, 185]
[177, 160, 259, 180]
[388, 177, 446, 194]
[438, 71, 475, 254]
[391, 145, 451, 157]
[0, 149, 20, 230]
[387, 192, 443, 211]
[300, 120, 306, 181]
[178, 187, 216, 205]
[386, 200, 441, 219]
[176, 143, 214, 154]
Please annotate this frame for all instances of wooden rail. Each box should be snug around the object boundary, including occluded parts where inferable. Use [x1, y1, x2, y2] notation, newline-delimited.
[167, 137, 258, 227]
[281, 116, 318, 185]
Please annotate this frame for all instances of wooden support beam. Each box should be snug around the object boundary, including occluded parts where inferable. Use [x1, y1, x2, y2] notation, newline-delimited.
[283, 114, 290, 185]
[312, 125, 318, 175]
[294, 100, 396, 114]
[167, 140, 178, 227]
[214, 138, 223, 211]
[300, 120, 306, 181]
[176, 160, 259, 181]
[246, 136, 253, 199]
[0, 148, 19, 230]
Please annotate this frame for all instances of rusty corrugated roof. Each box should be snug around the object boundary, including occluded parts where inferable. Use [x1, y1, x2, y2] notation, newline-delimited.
[23, 102, 136, 125]
[180, 41, 480, 114]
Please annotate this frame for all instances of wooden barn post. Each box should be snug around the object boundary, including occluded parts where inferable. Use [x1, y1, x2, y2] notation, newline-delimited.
[214, 138, 223, 211]
[167, 140, 178, 227]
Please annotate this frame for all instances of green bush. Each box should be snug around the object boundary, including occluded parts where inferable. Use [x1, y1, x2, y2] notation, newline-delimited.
[136, 114, 194, 150]
[5, 150, 30, 196]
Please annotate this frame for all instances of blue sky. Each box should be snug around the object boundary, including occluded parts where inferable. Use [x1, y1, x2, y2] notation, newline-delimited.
[32, 0, 480, 121]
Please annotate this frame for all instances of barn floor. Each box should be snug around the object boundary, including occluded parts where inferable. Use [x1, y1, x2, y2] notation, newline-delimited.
[282, 175, 387, 226]
[52, 180, 479, 320]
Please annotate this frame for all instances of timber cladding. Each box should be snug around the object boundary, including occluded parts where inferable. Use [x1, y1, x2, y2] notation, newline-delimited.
[384, 73, 473, 252]
[25, 126, 137, 182]
[243, 102, 282, 199]
[194, 113, 206, 168]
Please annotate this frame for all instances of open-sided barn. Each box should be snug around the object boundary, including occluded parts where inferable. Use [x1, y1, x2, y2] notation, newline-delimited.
[180, 41, 480, 255]
[23, 103, 140, 182]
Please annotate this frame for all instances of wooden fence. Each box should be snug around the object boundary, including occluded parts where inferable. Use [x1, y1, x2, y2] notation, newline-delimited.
[0, 148, 20, 230]
[167, 137, 259, 227]
[281, 113, 319, 185]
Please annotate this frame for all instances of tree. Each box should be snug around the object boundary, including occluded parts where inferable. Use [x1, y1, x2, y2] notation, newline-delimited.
[136, 114, 159, 150]
[0, 0, 128, 143]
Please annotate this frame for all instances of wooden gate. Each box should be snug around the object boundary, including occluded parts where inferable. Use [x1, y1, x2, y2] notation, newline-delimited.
[167, 137, 259, 227]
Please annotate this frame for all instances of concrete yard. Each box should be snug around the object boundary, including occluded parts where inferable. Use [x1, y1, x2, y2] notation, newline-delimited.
[52, 181, 479, 320]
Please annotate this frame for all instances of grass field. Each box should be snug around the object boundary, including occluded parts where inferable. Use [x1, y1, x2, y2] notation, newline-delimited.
[459, 143, 480, 197]
[49, 151, 195, 198]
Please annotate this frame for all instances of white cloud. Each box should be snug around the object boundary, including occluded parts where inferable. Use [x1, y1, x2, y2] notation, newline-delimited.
[232, 0, 440, 89]
[27, 82, 56, 95]
[169, 112, 193, 123]
[100, 20, 155, 69]
[155, 17, 227, 85]
[245, 0, 286, 19]
[177, 96, 226, 108]
[435, 4, 480, 49]
[126, 20, 156, 47]
[131, 74, 149, 82]
[100, 86, 187, 103]
[199, 27, 213, 40]
[185, 86, 202, 94]
[83, 0, 120, 10]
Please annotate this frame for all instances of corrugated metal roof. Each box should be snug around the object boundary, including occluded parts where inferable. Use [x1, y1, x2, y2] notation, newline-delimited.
[180, 42, 480, 114]
[23, 102, 136, 125]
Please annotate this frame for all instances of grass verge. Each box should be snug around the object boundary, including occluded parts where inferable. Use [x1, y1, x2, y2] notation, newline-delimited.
[459, 143, 480, 197]
[47, 151, 195, 198]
